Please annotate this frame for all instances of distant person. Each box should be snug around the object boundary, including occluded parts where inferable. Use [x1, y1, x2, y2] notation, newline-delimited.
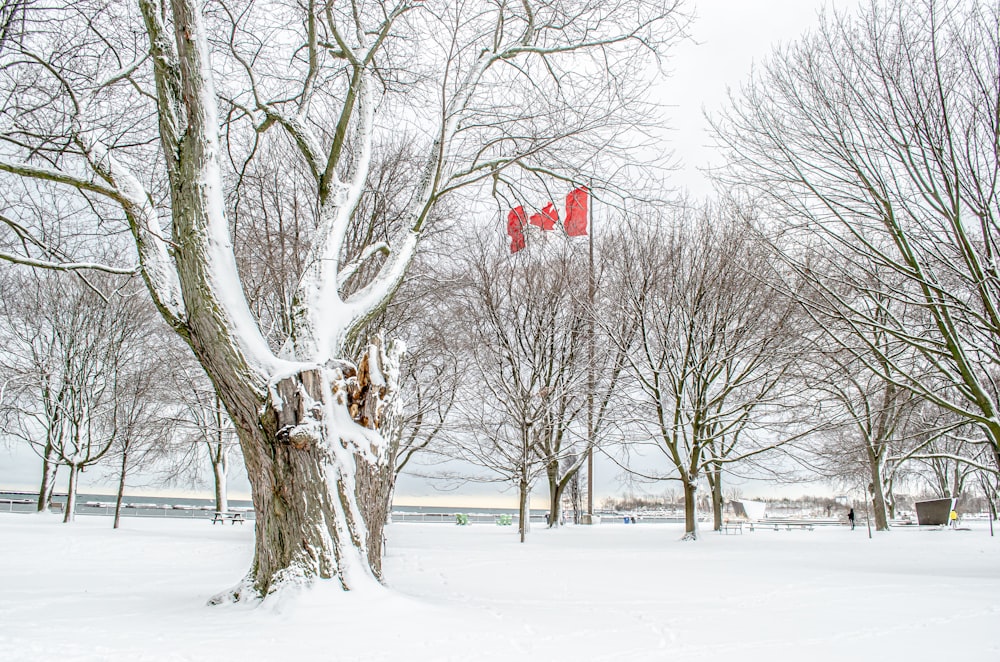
[848, 508, 856, 530]
[950, 510, 958, 528]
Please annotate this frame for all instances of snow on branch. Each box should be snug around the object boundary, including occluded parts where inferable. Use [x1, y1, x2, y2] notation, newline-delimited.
[337, 242, 390, 288]
[0, 251, 136, 275]
[82, 142, 186, 327]
[0, 159, 119, 201]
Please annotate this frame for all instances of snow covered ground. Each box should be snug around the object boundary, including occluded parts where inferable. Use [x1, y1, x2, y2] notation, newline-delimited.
[1, 514, 997, 661]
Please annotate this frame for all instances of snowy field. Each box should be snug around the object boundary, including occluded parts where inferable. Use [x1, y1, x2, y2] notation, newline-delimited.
[1, 514, 997, 661]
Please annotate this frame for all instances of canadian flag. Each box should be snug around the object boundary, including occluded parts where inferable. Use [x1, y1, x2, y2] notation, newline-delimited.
[507, 206, 528, 253]
[506, 187, 588, 252]
[564, 187, 588, 236]
[529, 202, 559, 231]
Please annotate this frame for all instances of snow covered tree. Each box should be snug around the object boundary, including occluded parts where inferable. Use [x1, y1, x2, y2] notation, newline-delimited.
[447, 233, 592, 539]
[0, 0, 685, 596]
[715, 0, 1000, 473]
[106, 342, 176, 529]
[0, 270, 152, 522]
[904, 411, 995, 503]
[608, 203, 802, 539]
[774, 244, 929, 531]
[800, 344, 922, 531]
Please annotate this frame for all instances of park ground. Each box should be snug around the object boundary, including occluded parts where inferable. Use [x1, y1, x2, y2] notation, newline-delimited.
[0, 513, 997, 661]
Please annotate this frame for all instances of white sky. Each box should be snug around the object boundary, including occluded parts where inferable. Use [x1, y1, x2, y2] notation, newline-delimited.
[394, 0, 862, 507]
[663, 0, 859, 198]
[0, 0, 859, 506]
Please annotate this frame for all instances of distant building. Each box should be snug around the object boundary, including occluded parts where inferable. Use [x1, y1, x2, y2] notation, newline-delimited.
[834, 495, 850, 506]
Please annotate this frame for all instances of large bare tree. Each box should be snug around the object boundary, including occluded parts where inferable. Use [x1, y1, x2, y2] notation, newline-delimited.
[608, 203, 802, 539]
[715, 0, 1000, 472]
[0, 270, 153, 522]
[448, 233, 592, 540]
[0, 0, 685, 596]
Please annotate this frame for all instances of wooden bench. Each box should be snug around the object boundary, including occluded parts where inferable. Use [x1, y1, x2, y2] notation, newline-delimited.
[211, 512, 245, 525]
[721, 520, 744, 534]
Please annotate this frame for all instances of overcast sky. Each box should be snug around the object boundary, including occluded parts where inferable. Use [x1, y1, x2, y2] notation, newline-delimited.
[664, 0, 860, 198]
[0, 1, 859, 505]
[398, 0, 862, 507]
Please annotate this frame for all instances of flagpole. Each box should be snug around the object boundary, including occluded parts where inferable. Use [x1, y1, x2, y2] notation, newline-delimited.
[586, 182, 595, 522]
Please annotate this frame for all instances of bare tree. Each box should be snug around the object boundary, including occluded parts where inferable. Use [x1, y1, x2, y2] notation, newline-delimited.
[0, 270, 152, 522]
[0, 0, 30, 53]
[780, 249, 932, 531]
[0, 0, 686, 596]
[608, 203, 803, 539]
[106, 342, 176, 529]
[166, 354, 240, 514]
[715, 0, 1000, 470]
[447, 234, 590, 540]
[799, 343, 924, 530]
[903, 412, 994, 502]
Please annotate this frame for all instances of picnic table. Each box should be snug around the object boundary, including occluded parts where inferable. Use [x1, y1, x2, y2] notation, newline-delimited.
[211, 512, 245, 525]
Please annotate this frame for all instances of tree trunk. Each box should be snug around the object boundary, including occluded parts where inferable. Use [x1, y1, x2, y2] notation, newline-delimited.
[210, 349, 399, 600]
[682, 476, 699, 540]
[212, 456, 228, 514]
[706, 466, 723, 531]
[546, 460, 564, 528]
[114, 449, 128, 529]
[518, 471, 529, 543]
[63, 464, 79, 523]
[211, 398, 230, 513]
[569, 464, 582, 524]
[885, 481, 896, 520]
[354, 452, 395, 578]
[36, 441, 58, 512]
[866, 447, 890, 531]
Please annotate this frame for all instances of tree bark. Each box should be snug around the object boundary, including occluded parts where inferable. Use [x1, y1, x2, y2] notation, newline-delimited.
[207, 338, 400, 599]
[706, 465, 723, 531]
[354, 450, 395, 579]
[569, 465, 582, 524]
[546, 460, 565, 528]
[682, 476, 699, 540]
[114, 449, 128, 529]
[866, 447, 890, 531]
[212, 455, 228, 514]
[518, 470, 529, 544]
[211, 394, 230, 514]
[63, 464, 79, 523]
[36, 441, 58, 512]
[885, 478, 896, 520]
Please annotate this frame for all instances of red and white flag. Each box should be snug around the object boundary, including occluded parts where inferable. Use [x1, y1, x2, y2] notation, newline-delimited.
[507, 206, 528, 253]
[529, 202, 559, 231]
[505, 188, 588, 252]
[564, 187, 588, 236]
